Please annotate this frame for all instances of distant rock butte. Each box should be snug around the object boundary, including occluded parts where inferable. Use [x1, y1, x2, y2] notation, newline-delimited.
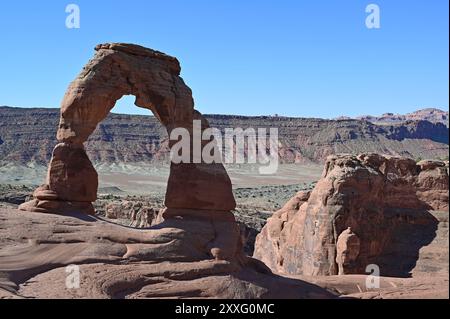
[356, 108, 449, 127]
[254, 153, 449, 277]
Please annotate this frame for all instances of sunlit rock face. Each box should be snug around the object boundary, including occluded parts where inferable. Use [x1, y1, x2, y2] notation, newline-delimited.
[254, 153, 449, 277]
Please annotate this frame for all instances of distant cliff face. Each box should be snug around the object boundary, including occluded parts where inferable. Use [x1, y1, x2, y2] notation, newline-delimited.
[0, 106, 448, 165]
[357, 108, 449, 127]
[0, 107, 169, 165]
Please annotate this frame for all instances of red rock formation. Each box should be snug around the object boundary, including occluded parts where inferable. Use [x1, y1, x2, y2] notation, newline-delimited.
[19, 43, 236, 215]
[254, 153, 449, 277]
[336, 227, 360, 276]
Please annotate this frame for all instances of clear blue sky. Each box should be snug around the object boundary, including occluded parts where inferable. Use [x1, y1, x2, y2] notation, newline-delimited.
[0, 0, 448, 118]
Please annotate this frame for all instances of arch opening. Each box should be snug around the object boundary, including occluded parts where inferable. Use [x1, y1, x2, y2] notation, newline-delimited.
[90, 95, 170, 228]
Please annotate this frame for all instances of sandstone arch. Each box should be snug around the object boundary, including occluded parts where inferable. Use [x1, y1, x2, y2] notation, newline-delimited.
[20, 43, 236, 215]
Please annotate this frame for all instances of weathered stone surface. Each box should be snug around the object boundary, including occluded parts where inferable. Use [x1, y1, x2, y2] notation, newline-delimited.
[254, 153, 449, 277]
[290, 273, 448, 299]
[57, 43, 191, 143]
[0, 208, 335, 299]
[104, 201, 160, 228]
[45, 143, 98, 202]
[251, 190, 311, 270]
[18, 198, 95, 215]
[19, 43, 236, 214]
[165, 163, 236, 211]
[336, 227, 360, 275]
[18, 142, 99, 214]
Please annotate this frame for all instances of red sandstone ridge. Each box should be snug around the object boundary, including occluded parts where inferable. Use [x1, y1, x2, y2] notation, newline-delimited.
[254, 153, 449, 277]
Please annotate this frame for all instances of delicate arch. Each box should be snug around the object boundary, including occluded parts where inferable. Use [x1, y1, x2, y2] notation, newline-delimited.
[20, 43, 235, 215]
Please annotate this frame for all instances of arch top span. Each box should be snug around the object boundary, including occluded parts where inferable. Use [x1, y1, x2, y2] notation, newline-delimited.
[58, 43, 194, 144]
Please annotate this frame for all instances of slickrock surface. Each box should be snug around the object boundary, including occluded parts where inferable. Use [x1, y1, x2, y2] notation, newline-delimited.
[254, 153, 449, 279]
[0, 208, 335, 299]
[292, 273, 449, 299]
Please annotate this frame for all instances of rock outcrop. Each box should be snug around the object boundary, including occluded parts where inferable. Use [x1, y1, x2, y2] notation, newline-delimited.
[0, 208, 335, 299]
[105, 201, 160, 228]
[335, 228, 360, 276]
[254, 153, 449, 277]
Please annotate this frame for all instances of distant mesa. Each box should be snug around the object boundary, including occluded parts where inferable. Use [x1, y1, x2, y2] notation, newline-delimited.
[355, 108, 449, 127]
[98, 186, 125, 194]
[1, 106, 448, 166]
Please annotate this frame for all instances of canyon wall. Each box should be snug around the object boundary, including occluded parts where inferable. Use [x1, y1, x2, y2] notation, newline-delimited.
[1, 107, 448, 165]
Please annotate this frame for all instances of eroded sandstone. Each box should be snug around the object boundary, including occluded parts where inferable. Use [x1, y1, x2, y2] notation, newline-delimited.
[254, 153, 449, 277]
[0, 208, 335, 299]
[19, 43, 236, 216]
